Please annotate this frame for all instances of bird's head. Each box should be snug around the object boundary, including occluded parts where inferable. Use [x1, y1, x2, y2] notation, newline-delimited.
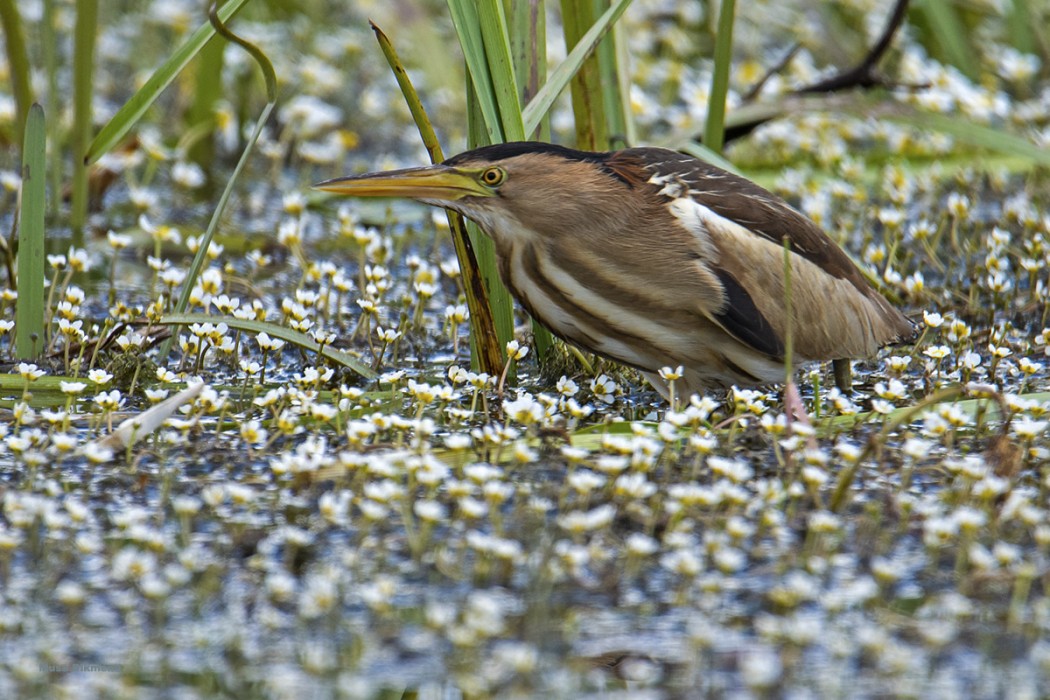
[315, 142, 640, 245]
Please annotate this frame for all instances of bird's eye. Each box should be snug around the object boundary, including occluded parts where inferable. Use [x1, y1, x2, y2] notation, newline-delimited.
[480, 167, 506, 187]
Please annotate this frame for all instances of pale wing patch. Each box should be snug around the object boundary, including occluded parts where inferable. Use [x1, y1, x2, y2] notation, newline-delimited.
[667, 197, 719, 264]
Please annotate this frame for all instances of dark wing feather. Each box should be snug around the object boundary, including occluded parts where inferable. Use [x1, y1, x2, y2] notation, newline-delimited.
[713, 269, 784, 359]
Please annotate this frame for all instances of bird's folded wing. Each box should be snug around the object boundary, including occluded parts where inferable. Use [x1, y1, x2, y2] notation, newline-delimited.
[708, 268, 785, 360]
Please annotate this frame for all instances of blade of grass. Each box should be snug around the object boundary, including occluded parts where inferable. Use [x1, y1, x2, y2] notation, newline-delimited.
[703, 0, 736, 153]
[95, 382, 205, 452]
[447, 0, 505, 143]
[1006, 0, 1034, 53]
[185, 28, 227, 177]
[600, 12, 631, 146]
[0, 0, 33, 144]
[719, 98, 785, 134]
[158, 314, 377, 379]
[611, 15, 636, 147]
[883, 108, 1050, 165]
[521, 0, 633, 136]
[722, 93, 1050, 168]
[368, 21, 445, 167]
[70, 0, 98, 235]
[41, 0, 62, 214]
[782, 238, 793, 386]
[476, 1, 525, 141]
[446, 0, 523, 360]
[0, 374, 105, 395]
[505, 0, 548, 140]
[160, 3, 276, 359]
[914, 0, 978, 79]
[466, 89, 517, 355]
[84, 0, 253, 164]
[16, 104, 46, 360]
[455, 215, 512, 374]
[559, 0, 609, 150]
[371, 21, 504, 376]
[0, 374, 401, 406]
[829, 385, 968, 513]
[678, 140, 744, 176]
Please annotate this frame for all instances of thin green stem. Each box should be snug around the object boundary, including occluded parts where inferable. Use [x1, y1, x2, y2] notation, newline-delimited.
[704, 0, 736, 153]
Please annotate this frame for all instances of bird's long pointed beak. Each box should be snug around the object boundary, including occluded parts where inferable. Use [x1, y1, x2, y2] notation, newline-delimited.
[313, 165, 490, 202]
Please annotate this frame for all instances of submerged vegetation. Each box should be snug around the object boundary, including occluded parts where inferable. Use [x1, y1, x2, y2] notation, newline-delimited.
[2, 0, 1050, 696]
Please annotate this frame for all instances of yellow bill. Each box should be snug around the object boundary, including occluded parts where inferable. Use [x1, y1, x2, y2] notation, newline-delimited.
[313, 165, 492, 201]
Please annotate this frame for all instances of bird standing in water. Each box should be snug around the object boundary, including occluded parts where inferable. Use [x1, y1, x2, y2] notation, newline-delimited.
[316, 142, 915, 400]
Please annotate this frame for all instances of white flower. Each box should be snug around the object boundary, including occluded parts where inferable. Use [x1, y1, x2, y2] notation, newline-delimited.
[923, 345, 951, 360]
[413, 500, 448, 523]
[375, 326, 401, 343]
[1014, 416, 1048, 440]
[17, 363, 45, 381]
[658, 365, 684, 381]
[557, 504, 616, 533]
[503, 394, 545, 425]
[82, 443, 115, 464]
[107, 230, 133, 249]
[555, 376, 579, 397]
[172, 161, 205, 188]
[625, 533, 659, 556]
[94, 390, 123, 411]
[505, 340, 529, 361]
[88, 369, 113, 385]
[590, 374, 618, 404]
[923, 310, 943, 328]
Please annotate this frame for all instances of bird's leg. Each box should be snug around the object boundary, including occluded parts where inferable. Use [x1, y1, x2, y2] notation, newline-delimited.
[782, 380, 810, 426]
[832, 359, 852, 393]
[779, 381, 818, 450]
[497, 360, 511, 398]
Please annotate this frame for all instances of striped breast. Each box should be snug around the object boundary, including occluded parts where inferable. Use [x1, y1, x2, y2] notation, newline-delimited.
[497, 233, 787, 388]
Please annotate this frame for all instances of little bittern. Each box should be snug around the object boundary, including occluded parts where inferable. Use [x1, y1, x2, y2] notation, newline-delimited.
[317, 142, 915, 399]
